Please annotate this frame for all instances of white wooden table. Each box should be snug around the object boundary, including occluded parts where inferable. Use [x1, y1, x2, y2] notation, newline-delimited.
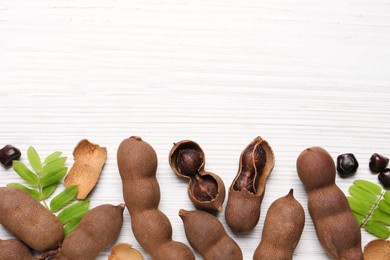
[1, 0, 390, 259]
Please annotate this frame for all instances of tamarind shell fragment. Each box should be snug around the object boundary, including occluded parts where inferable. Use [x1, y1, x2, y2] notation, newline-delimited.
[225, 137, 275, 233]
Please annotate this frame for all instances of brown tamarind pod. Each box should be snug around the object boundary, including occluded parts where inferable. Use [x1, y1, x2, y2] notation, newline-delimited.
[297, 147, 363, 260]
[253, 189, 305, 260]
[225, 136, 275, 233]
[179, 209, 242, 260]
[169, 140, 225, 212]
[0, 239, 34, 260]
[52, 204, 124, 260]
[0, 187, 64, 252]
[117, 136, 195, 260]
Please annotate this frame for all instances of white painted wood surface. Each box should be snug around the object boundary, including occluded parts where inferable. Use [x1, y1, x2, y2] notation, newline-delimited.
[1, 0, 390, 259]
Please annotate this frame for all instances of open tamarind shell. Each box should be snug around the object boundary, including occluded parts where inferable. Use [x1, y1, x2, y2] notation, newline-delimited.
[169, 140, 226, 212]
[225, 136, 275, 233]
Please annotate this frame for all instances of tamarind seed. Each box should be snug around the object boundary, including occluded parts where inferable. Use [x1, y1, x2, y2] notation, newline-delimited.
[0, 145, 21, 167]
[192, 177, 218, 201]
[176, 148, 203, 176]
[378, 169, 390, 189]
[233, 143, 266, 192]
[369, 153, 389, 173]
[337, 153, 359, 177]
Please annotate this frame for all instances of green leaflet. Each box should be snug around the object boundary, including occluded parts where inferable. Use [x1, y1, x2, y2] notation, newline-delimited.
[12, 161, 39, 187]
[379, 200, 390, 213]
[364, 220, 390, 239]
[347, 196, 371, 216]
[64, 216, 83, 236]
[352, 212, 365, 225]
[42, 183, 58, 199]
[27, 146, 42, 173]
[385, 192, 390, 203]
[42, 157, 67, 175]
[50, 185, 78, 212]
[7, 183, 41, 201]
[349, 185, 377, 205]
[44, 151, 62, 165]
[58, 200, 90, 225]
[372, 208, 390, 225]
[40, 167, 67, 187]
[354, 180, 382, 195]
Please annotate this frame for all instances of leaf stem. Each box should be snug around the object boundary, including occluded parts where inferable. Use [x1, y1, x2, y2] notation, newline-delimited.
[37, 170, 50, 210]
[360, 191, 385, 228]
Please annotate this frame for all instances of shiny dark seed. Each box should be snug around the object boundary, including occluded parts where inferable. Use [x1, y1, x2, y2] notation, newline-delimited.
[369, 153, 389, 173]
[378, 168, 390, 189]
[0, 145, 21, 167]
[176, 148, 203, 176]
[337, 153, 359, 177]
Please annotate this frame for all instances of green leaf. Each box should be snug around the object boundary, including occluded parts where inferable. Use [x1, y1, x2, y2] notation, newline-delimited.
[7, 183, 41, 201]
[42, 183, 58, 199]
[42, 157, 67, 175]
[40, 167, 67, 187]
[364, 220, 390, 239]
[64, 216, 83, 236]
[27, 146, 42, 173]
[354, 180, 382, 196]
[378, 199, 390, 213]
[349, 185, 377, 205]
[58, 200, 90, 224]
[384, 192, 390, 204]
[44, 151, 62, 165]
[347, 196, 372, 216]
[50, 186, 78, 212]
[12, 161, 39, 187]
[352, 212, 365, 225]
[372, 208, 390, 225]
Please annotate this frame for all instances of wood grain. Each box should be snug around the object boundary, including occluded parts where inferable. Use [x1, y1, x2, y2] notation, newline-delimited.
[1, 0, 390, 259]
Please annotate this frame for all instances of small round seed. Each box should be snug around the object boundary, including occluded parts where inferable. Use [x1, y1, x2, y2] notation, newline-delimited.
[378, 169, 390, 189]
[337, 153, 359, 177]
[0, 145, 21, 167]
[369, 153, 389, 173]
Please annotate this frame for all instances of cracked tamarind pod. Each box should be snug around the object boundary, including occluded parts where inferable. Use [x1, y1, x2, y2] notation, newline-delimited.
[297, 147, 363, 260]
[117, 136, 195, 260]
[169, 140, 225, 212]
[225, 137, 275, 233]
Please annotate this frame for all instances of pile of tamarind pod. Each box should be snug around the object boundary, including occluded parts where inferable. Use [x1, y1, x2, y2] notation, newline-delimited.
[0, 136, 366, 260]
